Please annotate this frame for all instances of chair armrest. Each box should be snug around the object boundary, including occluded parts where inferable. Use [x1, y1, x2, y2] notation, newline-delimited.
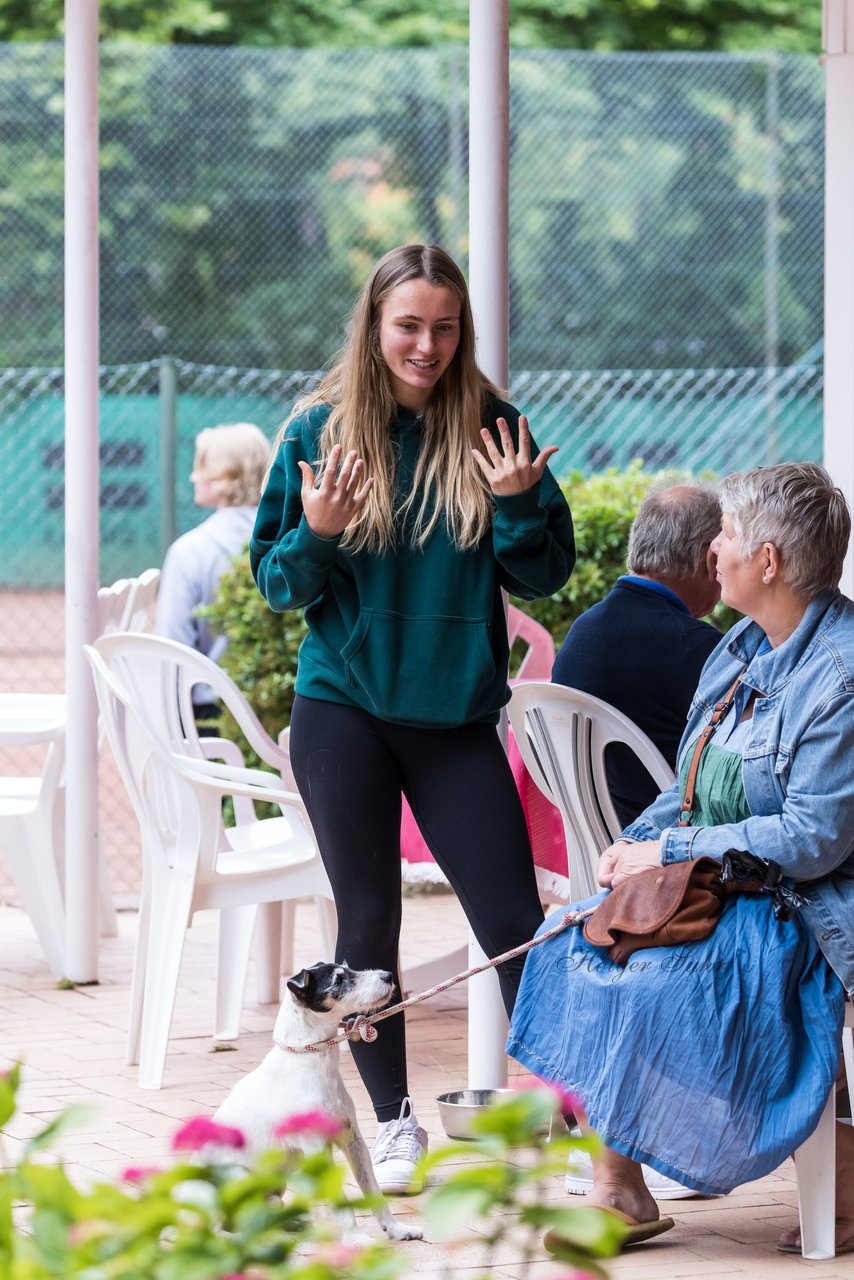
[169, 751, 307, 812]
[199, 737, 246, 768]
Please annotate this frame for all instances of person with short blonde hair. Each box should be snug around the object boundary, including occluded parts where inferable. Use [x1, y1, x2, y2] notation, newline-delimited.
[155, 422, 270, 727]
[511, 462, 854, 1255]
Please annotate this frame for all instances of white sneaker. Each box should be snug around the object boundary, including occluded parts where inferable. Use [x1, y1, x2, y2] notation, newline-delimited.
[566, 1138, 698, 1200]
[371, 1097, 428, 1195]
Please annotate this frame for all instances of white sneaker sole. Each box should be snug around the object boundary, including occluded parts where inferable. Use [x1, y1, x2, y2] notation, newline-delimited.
[565, 1172, 698, 1201]
[374, 1174, 424, 1196]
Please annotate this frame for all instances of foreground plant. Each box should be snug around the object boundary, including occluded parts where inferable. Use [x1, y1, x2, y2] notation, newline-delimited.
[0, 1066, 618, 1278]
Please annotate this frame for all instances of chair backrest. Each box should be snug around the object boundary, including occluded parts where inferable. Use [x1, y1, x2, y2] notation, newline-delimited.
[97, 578, 135, 635]
[507, 606, 556, 682]
[125, 568, 160, 632]
[507, 681, 676, 899]
[85, 643, 219, 880]
[91, 631, 287, 771]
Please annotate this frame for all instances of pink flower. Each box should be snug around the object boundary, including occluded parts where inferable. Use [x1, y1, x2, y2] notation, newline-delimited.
[121, 1165, 160, 1183]
[511, 1075, 583, 1117]
[274, 1109, 343, 1141]
[312, 1243, 365, 1267]
[549, 1272, 600, 1280]
[171, 1116, 245, 1152]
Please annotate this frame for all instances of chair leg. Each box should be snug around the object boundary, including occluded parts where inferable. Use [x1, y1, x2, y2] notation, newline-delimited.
[254, 900, 282, 1006]
[280, 899, 296, 979]
[2, 815, 67, 980]
[795, 1088, 837, 1260]
[97, 843, 119, 938]
[466, 930, 508, 1090]
[316, 896, 338, 961]
[137, 879, 194, 1090]
[213, 903, 258, 1040]
[127, 881, 151, 1067]
[843, 1025, 854, 1100]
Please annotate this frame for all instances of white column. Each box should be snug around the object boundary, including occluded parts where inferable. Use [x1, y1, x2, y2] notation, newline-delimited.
[467, 0, 510, 1090]
[823, 0, 854, 594]
[64, 0, 101, 980]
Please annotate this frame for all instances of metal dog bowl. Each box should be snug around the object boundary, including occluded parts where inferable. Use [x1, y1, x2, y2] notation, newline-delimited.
[436, 1087, 559, 1140]
[436, 1089, 498, 1139]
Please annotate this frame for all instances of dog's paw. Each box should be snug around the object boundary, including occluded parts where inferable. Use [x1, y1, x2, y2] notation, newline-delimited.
[384, 1221, 424, 1241]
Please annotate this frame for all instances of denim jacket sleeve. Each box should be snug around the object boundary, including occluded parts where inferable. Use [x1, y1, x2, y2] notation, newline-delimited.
[625, 692, 854, 883]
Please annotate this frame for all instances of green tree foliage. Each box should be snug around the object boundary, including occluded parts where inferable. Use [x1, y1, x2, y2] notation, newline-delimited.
[0, 0, 820, 53]
[0, 41, 823, 370]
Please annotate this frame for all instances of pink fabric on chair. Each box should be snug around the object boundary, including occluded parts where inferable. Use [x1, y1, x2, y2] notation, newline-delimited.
[399, 727, 567, 879]
[399, 607, 568, 881]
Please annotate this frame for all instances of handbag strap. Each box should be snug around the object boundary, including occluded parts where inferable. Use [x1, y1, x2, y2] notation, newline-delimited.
[678, 669, 746, 827]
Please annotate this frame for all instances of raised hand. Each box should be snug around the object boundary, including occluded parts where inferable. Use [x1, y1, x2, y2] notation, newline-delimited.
[472, 415, 559, 496]
[298, 444, 373, 539]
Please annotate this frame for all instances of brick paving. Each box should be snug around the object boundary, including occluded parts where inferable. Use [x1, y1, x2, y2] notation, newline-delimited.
[2, 892, 853, 1278]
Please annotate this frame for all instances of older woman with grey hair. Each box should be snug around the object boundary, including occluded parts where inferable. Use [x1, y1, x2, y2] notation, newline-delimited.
[509, 462, 854, 1254]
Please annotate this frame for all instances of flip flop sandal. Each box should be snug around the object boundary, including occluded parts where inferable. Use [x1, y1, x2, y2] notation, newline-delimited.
[545, 1206, 676, 1253]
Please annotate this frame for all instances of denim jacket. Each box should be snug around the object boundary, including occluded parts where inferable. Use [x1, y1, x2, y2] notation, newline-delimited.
[622, 589, 854, 991]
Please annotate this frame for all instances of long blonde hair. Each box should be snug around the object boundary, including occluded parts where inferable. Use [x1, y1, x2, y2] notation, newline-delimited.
[268, 244, 500, 553]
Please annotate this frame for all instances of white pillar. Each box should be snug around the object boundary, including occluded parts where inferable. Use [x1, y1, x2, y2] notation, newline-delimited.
[467, 0, 510, 1090]
[823, 0, 854, 594]
[64, 0, 101, 981]
[469, 0, 510, 389]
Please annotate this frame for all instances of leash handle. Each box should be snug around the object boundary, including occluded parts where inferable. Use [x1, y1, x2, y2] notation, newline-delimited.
[283, 904, 596, 1054]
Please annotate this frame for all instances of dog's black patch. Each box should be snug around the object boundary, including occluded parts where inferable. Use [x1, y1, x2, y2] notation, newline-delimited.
[287, 962, 359, 1012]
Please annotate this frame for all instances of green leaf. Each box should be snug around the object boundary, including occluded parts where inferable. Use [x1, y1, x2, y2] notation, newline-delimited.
[533, 1202, 629, 1256]
[421, 1180, 496, 1239]
[25, 1105, 97, 1155]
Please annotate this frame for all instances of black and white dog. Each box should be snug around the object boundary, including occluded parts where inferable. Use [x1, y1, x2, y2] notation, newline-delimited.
[212, 962, 423, 1242]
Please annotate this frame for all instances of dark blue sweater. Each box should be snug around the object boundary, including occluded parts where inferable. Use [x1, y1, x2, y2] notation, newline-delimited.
[551, 579, 721, 826]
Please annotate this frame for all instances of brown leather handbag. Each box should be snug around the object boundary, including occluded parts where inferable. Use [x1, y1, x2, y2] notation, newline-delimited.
[581, 671, 807, 965]
[583, 856, 725, 964]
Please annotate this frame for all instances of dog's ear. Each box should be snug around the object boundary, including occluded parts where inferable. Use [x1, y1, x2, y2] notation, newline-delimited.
[286, 968, 315, 1005]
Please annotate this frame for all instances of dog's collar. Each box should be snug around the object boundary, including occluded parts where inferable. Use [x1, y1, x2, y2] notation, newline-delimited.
[274, 1034, 338, 1055]
[274, 1014, 380, 1056]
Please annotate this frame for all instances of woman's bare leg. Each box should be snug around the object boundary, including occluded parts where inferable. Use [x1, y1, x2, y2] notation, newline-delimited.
[574, 1108, 660, 1224]
[587, 1143, 660, 1224]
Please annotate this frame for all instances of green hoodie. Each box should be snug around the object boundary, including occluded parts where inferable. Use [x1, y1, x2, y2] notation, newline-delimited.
[250, 398, 575, 728]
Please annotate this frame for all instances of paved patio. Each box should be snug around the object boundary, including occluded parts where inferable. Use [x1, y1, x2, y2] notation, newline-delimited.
[2, 889, 853, 1279]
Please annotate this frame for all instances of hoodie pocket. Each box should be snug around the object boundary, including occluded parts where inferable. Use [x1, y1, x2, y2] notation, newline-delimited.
[341, 609, 497, 725]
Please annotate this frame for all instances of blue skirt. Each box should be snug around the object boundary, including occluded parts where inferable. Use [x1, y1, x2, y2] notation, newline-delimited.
[507, 893, 844, 1195]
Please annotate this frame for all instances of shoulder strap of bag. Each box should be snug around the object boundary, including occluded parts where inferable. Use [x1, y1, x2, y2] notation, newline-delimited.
[678, 669, 745, 827]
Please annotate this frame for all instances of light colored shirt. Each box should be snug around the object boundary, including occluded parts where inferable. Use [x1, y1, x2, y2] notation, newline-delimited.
[155, 505, 256, 704]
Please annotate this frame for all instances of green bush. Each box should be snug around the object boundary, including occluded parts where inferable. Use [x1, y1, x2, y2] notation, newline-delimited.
[204, 464, 738, 750]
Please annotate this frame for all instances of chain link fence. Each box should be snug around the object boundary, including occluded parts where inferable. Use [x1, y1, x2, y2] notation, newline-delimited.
[0, 41, 826, 902]
[0, 43, 823, 370]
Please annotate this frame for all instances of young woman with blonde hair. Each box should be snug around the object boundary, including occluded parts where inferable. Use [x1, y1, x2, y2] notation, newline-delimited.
[251, 244, 575, 1192]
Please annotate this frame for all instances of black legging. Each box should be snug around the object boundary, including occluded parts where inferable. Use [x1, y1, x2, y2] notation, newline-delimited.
[289, 694, 545, 1121]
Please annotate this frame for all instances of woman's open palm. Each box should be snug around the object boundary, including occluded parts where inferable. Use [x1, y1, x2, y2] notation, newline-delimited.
[299, 444, 373, 539]
[473, 415, 558, 496]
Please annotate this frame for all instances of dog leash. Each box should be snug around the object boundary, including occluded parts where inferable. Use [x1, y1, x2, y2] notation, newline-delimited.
[279, 904, 597, 1055]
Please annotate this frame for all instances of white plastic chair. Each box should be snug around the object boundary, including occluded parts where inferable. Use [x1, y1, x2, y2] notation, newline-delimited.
[125, 567, 160, 632]
[0, 697, 67, 978]
[507, 681, 675, 901]
[793, 1007, 854, 1258]
[86, 637, 336, 1089]
[97, 577, 135, 635]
